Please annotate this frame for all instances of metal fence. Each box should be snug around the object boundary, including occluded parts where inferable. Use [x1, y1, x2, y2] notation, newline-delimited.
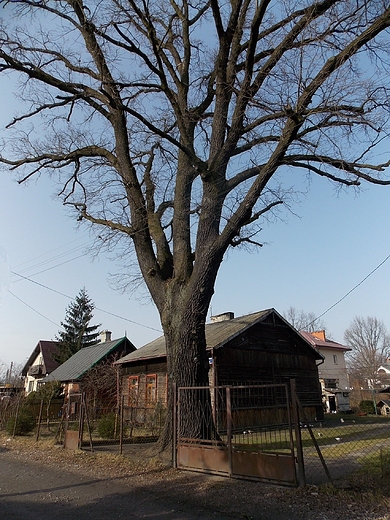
[0, 394, 63, 439]
[174, 382, 390, 486]
[54, 393, 165, 450]
[2, 388, 390, 488]
[0, 393, 164, 449]
[175, 383, 298, 485]
[298, 412, 390, 485]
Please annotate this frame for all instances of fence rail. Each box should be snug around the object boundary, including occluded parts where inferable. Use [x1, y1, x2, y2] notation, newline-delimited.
[2, 388, 390, 487]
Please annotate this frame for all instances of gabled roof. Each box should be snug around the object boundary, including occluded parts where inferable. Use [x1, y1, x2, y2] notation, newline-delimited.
[116, 308, 323, 365]
[300, 331, 352, 352]
[22, 340, 60, 376]
[45, 337, 135, 382]
[377, 399, 390, 407]
[378, 361, 390, 372]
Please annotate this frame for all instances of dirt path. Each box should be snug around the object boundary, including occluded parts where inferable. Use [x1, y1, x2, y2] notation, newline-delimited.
[1, 437, 390, 520]
[0, 448, 232, 519]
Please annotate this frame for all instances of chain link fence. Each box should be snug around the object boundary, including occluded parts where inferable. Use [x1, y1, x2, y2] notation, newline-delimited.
[298, 411, 390, 485]
[2, 388, 390, 487]
[174, 382, 390, 486]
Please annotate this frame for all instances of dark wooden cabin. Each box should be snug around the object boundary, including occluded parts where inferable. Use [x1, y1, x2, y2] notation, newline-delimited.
[116, 309, 324, 424]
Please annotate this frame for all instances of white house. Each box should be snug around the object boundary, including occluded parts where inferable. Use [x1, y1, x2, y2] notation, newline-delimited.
[21, 340, 60, 395]
[300, 330, 352, 413]
[377, 360, 390, 386]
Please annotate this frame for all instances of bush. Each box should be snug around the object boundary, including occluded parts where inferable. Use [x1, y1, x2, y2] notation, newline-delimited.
[359, 400, 376, 414]
[97, 412, 116, 439]
[6, 407, 36, 436]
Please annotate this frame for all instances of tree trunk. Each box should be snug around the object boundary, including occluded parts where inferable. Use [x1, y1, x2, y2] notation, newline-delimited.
[157, 285, 217, 450]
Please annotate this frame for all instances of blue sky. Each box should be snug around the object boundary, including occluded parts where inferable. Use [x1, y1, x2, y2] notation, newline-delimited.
[1, 155, 389, 370]
[0, 14, 390, 371]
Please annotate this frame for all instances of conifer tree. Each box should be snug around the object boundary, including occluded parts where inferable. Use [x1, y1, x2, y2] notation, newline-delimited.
[2, 0, 390, 444]
[54, 288, 100, 364]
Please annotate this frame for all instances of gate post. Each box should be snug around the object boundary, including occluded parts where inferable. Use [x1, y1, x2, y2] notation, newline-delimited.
[226, 387, 233, 477]
[172, 383, 177, 468]
[119, 395, 124, 455]
[290, 379, 306, 487]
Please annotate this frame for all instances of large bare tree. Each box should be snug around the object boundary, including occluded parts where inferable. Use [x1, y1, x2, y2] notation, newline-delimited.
[284, 307, 327, 333]
[345, 316, 390, 389]
[1, 0, 390, 443]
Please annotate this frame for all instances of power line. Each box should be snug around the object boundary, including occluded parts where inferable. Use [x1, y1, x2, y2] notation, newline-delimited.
[9, 237, 163, 333]
[11, 272, 73, 299]
[13, 235, 90, 270]
[11, 250, 390, 336]
[15, 246, 87, 275]
[12, 254, 88, 281]
[94, 306, 161, 333]
[8, 291, 59, 326]
[10, 271, 162, 333]
[306, 253, 390, 329]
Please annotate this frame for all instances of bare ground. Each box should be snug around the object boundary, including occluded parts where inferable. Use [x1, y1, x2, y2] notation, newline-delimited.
[1, 433, 390, 520]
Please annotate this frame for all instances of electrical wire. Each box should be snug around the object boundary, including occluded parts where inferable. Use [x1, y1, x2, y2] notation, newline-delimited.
[11, 236, 389, 338]
[10, 271, 162, 333]
[12, 254, 87, 281]
[15, 246, 87, 275]
[13, 235, 90, 270]
[8, 290, 59, 326]
[305, 253, 390, 329]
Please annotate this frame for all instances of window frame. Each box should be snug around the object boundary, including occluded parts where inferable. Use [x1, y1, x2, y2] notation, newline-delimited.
[145, 374, 157, 406]
[128, 375, 139, 407]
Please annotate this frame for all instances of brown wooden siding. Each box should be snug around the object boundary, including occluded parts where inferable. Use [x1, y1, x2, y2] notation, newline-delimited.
[121, 369, 168, 407]
[214, 320, 322, 413]
[119, 318, 322, 418]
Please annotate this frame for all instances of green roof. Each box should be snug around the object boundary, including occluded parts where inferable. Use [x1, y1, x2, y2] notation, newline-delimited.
[46, 337, 135, 382]
[115, 308, 321, 365]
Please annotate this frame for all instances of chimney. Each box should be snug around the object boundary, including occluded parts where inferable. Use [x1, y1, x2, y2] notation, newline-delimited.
[211, 312, 234, 323]
[100, 330, 112, 343]
[311, 330, 326, 341]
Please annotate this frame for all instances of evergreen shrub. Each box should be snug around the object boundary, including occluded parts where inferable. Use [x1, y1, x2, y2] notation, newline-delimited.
[97, 412, 116, 439]
[6, 407, 36, 435]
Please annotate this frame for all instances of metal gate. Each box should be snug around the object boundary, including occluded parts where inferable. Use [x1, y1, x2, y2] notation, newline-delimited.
[174, 383, 301, 486]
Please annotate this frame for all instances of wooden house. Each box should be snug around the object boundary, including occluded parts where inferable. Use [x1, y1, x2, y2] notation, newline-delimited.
[45, 331, 136, 415]
[116, 309, 324, 423]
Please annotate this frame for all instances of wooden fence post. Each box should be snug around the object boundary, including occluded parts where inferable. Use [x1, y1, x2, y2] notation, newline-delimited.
[35, 399, 44, 442]
[290, 379, 306, 487]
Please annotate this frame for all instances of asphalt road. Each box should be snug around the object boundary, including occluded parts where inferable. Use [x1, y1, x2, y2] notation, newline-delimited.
[0, 448, 232, 520]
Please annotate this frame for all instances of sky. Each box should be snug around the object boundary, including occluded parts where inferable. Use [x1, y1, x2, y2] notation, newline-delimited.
[1, 151, 389, 371]
[1, 10, 390, 373]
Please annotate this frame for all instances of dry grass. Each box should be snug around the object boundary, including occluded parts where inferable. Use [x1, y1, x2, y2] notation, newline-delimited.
[2, 432, 390, 520]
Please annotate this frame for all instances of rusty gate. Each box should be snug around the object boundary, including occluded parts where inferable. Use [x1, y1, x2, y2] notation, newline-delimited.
[174, 383, 303, 486]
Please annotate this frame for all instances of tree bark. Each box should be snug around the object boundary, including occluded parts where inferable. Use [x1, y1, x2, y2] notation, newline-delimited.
[157, 270, 221, 449]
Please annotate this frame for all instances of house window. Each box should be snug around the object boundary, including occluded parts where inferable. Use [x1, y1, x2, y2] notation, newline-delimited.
[146, 374, 157, 405]
[128, 376, 139, 406]
[28, 380, 34, 393]
[333, 355, 338, 364]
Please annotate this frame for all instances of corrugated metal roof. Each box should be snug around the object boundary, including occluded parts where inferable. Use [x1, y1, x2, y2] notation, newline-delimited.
[46, 337, 134, 382]
[116, 308, 320, 365]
